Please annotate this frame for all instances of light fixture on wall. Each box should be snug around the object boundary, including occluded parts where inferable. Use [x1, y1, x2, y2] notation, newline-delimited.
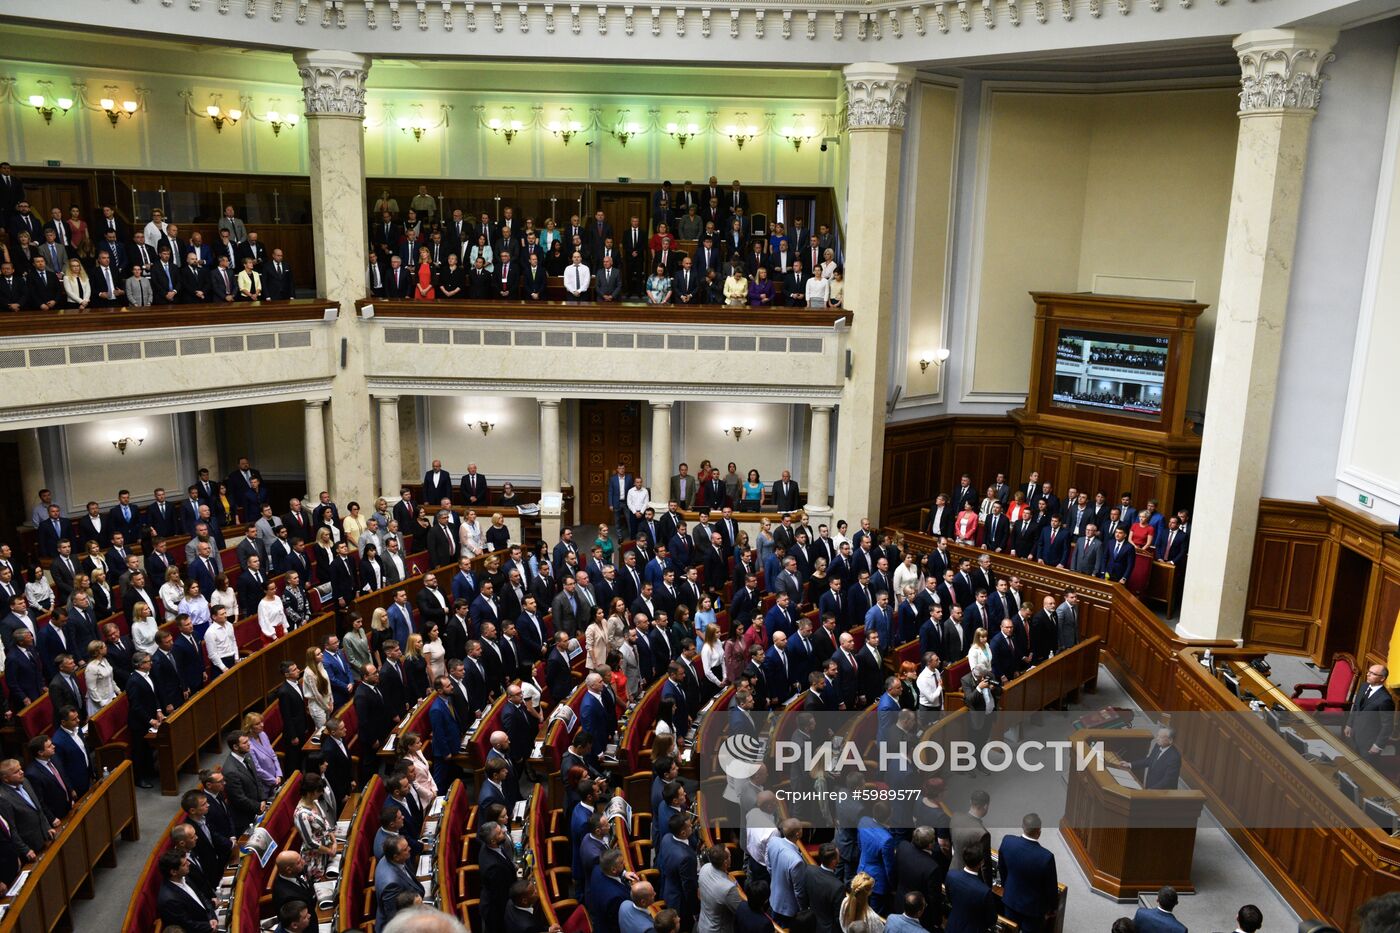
[612, 111, 643, 146]
[265, 110, 300, 136]
[206, 104, 241, 132]
[393, 103, 451, 142]
[724, 120, 759, 150]
[723, 422, 755, 441]
[28, 82, 73, 124]
[486, 105, 525, 144]
[98, 97, 139, 127]
[107, 427, 147, 455]
[917, 348, 951, 373]
[546, 107, 585, 144]
[464, 414, 496, 436]
[780, 123, 817, 151]
[666, 112, 700, 148]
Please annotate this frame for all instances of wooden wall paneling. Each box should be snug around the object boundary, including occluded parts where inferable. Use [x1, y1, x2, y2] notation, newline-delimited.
[1244, 500, 1331, 657]
[1368, 574, 1400, 663]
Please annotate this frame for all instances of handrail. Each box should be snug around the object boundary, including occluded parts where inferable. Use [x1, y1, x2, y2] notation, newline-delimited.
[358, 298, 850, 328]
[0, 299, 337, 338]
[0, 761, 139, 933]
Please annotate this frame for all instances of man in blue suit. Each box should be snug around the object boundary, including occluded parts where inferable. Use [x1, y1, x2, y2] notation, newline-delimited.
[945, 842, 998, 933]
[321, 634, 355, 708]
[1104, 527, 1136, 585]
[451, 557, 478, 606]
[51, 707, 94, 796]
[656, 813, 700, 928]
[478, 759, 511, 812]
[661, 663, 692, 735]
[428, 676, 462, 787]
[997, 814, 1058, 932]
[579, 674, 617, 767]
[570, 780, 602, 890]
[1132, 886, 1188, 933]
[1035, 516, 1071, 569]
[876, 676, 904, 743]
[373, 834, 425, 931]
[606, 464, 633, 536]
[585, 849, 633, 933]
[765, 591, 798, 639]
[865, 590, 894, 650]
[763, 631, 798, 703]
[387, 590, 414, 647]
[990, 619, 1021, 684]
[6, 629, 45, 708]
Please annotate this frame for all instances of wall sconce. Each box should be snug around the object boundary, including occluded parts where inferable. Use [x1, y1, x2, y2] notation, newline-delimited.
[29, 93, 74, 124]
[98, 97, 139, 127]
[917, 348, 951, 373]
[723, 422, 755, 441]
[107, 427, 147, 454]
[548, 117, 584, 145]
[487, 116, 524, 144]
[724, 122, 759, 150]
[266, 110, 300, 136]
[464, 415, 496, 435]
[781, 126, 817, 151]
[613, 119, 644, 146]
[398, 117, 434, 141]
[205, 104, 241, 132]
[666, 116, 700, 148]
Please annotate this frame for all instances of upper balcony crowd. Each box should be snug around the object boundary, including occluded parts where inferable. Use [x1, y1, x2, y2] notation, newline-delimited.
[369, 178, 845, 308]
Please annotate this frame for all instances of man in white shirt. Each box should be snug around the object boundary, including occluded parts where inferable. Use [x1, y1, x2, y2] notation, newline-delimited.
[204, 607, 239, 673]
[916, 651, 944, 710]
[563, 251, 592, 300]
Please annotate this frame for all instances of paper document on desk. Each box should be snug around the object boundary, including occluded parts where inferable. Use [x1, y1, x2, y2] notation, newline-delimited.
[1303, 739, 1342, 762]
[314, 880, 337, 911]
[1109, 766, 1141, 790]
[417, 854, 433, 877]
[6, 871, 29, 899]
[512, 799, 527, 822]
[430, 796, 446, 818]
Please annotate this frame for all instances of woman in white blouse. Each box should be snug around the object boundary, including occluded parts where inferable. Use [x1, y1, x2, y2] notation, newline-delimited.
[210, 574, 238, 618]
[699, 624, 725, 696]
[83, 640, 117, 714]
[458, 509, 484, 558]
[131, 602, 159, 655]
[583, 606, 610, 671]
[257, 581, 288, 640]
[820, 249, 839, 281]
[159, 566, 186, 618]
[62, 258, 92, 309]
[400, 732, 438, 808]
[967, 627, 992, 672]
[892, 554, 921, 595]
[302, 647, 333, 731]
[422, 623, 447, 681]
[805, 266, 830, 309]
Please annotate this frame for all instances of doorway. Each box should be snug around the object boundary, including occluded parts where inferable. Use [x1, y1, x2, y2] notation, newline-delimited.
[597, 192, 650, 245]
[23, 179, 89, 227]
[1323, 546, 1372, 663]
[577, 399, 642, 525]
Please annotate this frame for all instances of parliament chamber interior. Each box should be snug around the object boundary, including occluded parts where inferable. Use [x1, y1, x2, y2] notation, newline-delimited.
[1, 4, 1399, 933]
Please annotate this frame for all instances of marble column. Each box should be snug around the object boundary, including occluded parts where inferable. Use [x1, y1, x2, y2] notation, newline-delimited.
[1178, 29, 1337, 641]
[539, 399, 563, 543]
[193, 410, 219, 478]
[376, 395, 402, 498]
[649, 401, 673, 511]
[17, 429, 45, 523]
[831, 63, 912, 527]
[806, 405, 834, 524]
[303, 399, 329, 499]
[294, 49, 375, 505]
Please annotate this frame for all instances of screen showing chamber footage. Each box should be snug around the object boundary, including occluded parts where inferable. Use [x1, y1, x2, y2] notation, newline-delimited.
[1052, 328, 1169, 420]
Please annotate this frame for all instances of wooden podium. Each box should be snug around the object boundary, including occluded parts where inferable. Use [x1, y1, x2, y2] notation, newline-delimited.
[1062, 729, 1207, 899]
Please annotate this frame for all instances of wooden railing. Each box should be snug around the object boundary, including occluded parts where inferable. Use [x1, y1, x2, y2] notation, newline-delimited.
[155, 612, 337, 794]
[0, 299, 336, 338]
[0, 761, 139, 933]
[893, 528, 1395, 931]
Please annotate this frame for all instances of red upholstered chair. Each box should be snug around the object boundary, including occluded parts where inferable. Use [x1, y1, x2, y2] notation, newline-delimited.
[1292, 653, 1360, 714]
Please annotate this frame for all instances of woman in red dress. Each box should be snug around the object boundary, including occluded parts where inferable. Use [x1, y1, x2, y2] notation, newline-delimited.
[414, 246, 436, 301]
[955, 502, 980, 545]
[1127, 509, 1156, 595]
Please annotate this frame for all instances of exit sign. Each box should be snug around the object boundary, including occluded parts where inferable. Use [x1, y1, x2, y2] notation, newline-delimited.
[1359, 493, 1374, 508]
[45, 160, 60, 167]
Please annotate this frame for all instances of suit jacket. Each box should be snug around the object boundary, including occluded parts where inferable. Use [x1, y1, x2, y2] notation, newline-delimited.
[804, 864, 847, 933]
[272, 872, 318, 915]
[51, 727, 94, 796]
[460, 472, 490, 506]
[997, 834, 1058, 922]
[1128, 742, 1183, 789]
[158, 879, 217, 930]
[222, 751, 264, 830]
[374, 857, 426, 930]
[277, 680, 311, 748]
[1131, 906, 1189, 933]
[1104, 539, 1136, 582]
[944, 868, 998, 933]
[26, 759, 70, 819]
[771, 480, 801, 513]
[0, 779, 55, 852]
[25, 267, 62, 310]
[262, 260, 295, 300]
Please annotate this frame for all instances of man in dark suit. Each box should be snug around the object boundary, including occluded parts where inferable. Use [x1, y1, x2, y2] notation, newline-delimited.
[771, 470, 801, 513]
[997, 814, 1058, 933]
[1131, 886, 1188, 933]
[833, 633, 860, 710]
[945, 842, 998, 933]
[478, 821, 519, 933]
[23, 735, 71, 819]
[782, 260, 809, 307]
[276, 661, 311, 772]
[46, 656, 84, 724]
[0, 262, 25, 313]
[545, 631, 574, 705]
[177, 252, 209, 302]
[24, 256, 62, 310]
[427, 511, 459, 568]
[495, 252, 520, 299]
[894, 827, 946, 930]
[1119, 726, 1183, 789]
[804, 844, 847, 933]
[262, 249, 295, 299]
[1035, 516, 1071, 568]
[223, 730, 269, 831]
[1159, 518, 1189, 565]
[51, 707, 95, 797]
[156, 851, 218, 932]
[461, 464, 490, 507]
[272, 851, 318, 915]
[1103, 528, 1136, 585]
[1347, 664, 1397, 762]
[423, 459, 454, 505]
[353, 665, 391, 782]
[207, 255, 238, 302]
[0, 759, 58, 854]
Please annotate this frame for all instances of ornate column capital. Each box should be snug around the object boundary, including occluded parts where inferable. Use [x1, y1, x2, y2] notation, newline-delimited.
[1233, 29, 1338, 116]
[293, 49, 370, 118]
[842, 62, 915, 131]
[537, 398, 562, 409]
[649, 400, 673, 411]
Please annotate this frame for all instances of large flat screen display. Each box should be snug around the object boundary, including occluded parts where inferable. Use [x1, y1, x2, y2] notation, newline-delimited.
[1051, 328, 1169, 421]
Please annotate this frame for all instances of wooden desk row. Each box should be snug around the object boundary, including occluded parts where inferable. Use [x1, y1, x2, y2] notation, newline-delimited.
[155, 612, 337, 794]
[0, 761, 139, 933]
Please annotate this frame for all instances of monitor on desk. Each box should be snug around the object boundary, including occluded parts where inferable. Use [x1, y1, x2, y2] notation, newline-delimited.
[1282, 728, 1309, 757]
[1363, 796, 1397, 832]
[1222, 670, 1240, 698]
[1336, 771, 1362, 807]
